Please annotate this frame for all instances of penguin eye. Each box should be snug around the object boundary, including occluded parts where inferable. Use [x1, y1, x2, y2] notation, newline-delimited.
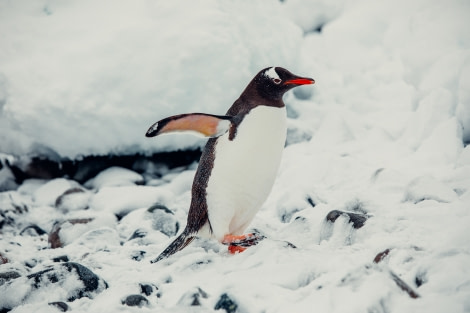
[272, 78, 282, 85]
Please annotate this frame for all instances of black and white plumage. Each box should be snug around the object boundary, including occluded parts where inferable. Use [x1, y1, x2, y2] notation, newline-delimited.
[146, 67, 314, 262]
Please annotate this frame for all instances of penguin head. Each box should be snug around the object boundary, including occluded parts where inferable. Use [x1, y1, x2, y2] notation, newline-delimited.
[254, 67, 315, 100]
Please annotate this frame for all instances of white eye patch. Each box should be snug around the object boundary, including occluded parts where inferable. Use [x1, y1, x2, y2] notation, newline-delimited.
[264, 67, 280, 80]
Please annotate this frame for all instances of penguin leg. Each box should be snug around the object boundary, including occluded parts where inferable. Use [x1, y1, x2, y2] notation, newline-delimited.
[150, 229, 195, 263]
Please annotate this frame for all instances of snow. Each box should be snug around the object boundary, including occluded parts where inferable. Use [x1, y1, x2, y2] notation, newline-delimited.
[1, 0, 470, 313]
[0, 0, 302, 158]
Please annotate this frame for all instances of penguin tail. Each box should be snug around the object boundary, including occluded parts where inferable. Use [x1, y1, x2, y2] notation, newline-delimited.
[150, 229, 195, 263]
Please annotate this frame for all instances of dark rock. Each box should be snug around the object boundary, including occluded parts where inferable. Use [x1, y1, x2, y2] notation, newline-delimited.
[306, 196, 316, 208]
[280, 208, 301, 223]
[68, 150, 201, 184]
[53, 255, 70, 263]
[7, 149, 202, 185]
[56, 186, 85, 199]
[128, 229, 147, 241]
[25, 258, 38, 268]
[415, 271, 427, 287]
[325, 210, 342, 222]
[48, 301, 69, 312]
[55, 187, 89, 212]
[326, 210, 368, 229]
[9, 155, 63, 183]
[26, 262, 108, 301]
[147, 204, 179, 237]
[140, 283, 153, 296]
[147, 203, 173, 214]
[0, 271, 21, 286]
[283, 241, 297, 249]
[373, 249, 391, 264]
[192, 287, 208, 306]
[214, 293, 237, 313]
[0, 308, 12, 313]
[20, 224, 47, 236]
[131, 250, 146, 261]
[48, 218, 94, 248]
[122, 294, 149, 307]
[179, 287, 209, 306]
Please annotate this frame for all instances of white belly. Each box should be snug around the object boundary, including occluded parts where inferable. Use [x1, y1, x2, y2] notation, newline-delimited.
[205, 105, 286, 241]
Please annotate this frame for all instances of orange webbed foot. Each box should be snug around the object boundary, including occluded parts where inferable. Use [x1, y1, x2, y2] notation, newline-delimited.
[228, 245, 247, 254]
[222, 232, 266, 254]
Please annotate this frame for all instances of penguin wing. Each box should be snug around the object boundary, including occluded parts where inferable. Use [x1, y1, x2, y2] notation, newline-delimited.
[145, 113, 233, 138]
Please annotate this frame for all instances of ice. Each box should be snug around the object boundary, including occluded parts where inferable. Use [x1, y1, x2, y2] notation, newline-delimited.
[1, 0, 470, 312]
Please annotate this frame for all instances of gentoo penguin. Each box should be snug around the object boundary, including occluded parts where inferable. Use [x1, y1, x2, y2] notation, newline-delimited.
[146, 67, 314, 263]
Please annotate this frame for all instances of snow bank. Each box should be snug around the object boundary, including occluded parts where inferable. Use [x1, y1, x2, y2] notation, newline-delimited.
[0, 0, 302, 158]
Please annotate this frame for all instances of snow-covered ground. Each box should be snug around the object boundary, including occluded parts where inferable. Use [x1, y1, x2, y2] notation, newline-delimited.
[1, 0, 470, 312]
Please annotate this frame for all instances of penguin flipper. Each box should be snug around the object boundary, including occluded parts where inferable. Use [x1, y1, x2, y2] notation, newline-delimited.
[150, 230, 196, 263]
[146, 113, 232, 138]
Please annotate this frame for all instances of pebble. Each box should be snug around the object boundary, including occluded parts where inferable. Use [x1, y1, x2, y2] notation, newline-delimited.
[48, 218, 94, 248]
[26, 262, 108, 301]
[214, 293, 238, 313]
[20, 225, 47, 236]
[122, 294, 149, 307]
[48, 301, 69, 312]
[326, 210, 368, 229]
[139, 283, 154, 296]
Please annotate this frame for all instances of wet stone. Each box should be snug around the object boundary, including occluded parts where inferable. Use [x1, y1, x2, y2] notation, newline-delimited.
[326, 210, 368, 229]
[122, 294, 149, 307]
[20, 224, 47, 236]
[191, 287, 209, 306]
[147, 203, 173, 214]
[53, 255, 70, 263]
[214, 293, 238, 313]
[55, 187, 85, 205]
[373, 249, 391, 264]
[55, 187, 90, 212]
[146, 203, 179, 237]
[131, 250, 146, 261]
[179, 287, 209, 306]
[306, 196, 316, 208]
[26, 262, 108, 301]
[128, 229, 147, 241]
[415, 271, 427, 287]
[280, 208, 301, 223]
[48, 301, 69, 312]
[0, 271, 21, 286]
[48, 218, 94, 248]
[24, 258, 38, 268]
[140, 283, 153, 296]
